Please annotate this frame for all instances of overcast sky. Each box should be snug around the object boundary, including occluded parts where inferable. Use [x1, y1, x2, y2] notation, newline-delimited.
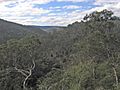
[0, 0, 120, 26]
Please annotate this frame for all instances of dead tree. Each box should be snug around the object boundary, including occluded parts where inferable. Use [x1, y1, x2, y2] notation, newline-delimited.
[14, 60, 35, 90]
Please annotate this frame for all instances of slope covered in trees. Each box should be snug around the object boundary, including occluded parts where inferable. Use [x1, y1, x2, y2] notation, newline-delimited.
[0, 19, 47, 44]
[0, 9, 120, 90]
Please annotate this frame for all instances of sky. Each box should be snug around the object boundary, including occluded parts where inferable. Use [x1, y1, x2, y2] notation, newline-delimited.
[0, 0, 120, 26]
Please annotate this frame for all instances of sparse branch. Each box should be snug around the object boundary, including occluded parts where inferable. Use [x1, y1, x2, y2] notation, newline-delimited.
[23, 70, 32, 90]
[112, 66, 119, 89]
[15, 67, 28, 77]
[21, 69, 30, 74]
[14, 59, 36, 90]
[31, 60, 35, 70]
[23, 60, 36, 90]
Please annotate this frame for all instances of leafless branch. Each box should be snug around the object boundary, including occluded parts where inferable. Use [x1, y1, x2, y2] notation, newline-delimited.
[15, 67, 28, 77]
[112, 67, 119, 89]
[14, 59, 36, 90]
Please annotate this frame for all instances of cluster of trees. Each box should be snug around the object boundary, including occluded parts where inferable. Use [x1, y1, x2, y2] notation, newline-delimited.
[83, 9, 120, 21]
[0, 9, 120, 90]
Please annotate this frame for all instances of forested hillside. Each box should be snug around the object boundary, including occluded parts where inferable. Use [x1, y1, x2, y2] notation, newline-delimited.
[0, 9, 120, 90]
[0, 19, 46, 44]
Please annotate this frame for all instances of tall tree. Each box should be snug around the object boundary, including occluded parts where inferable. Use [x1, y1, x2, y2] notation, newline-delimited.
[83, 9, 114, 21]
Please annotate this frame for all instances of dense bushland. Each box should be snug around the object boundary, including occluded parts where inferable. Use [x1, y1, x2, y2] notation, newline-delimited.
[0, 9, 120, 90]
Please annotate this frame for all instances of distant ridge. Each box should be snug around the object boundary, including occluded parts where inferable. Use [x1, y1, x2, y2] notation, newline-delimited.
[26, 25, 65, 32]
[0, 19, 46, 44]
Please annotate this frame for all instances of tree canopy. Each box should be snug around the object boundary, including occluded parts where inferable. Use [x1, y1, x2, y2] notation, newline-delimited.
[83, 9, 115, 21]
[0, 9, 120, 90]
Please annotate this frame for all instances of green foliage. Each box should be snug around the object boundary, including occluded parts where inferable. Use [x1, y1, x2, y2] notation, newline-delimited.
[0, 9, 120, 90]
[83, 9, 114, 22]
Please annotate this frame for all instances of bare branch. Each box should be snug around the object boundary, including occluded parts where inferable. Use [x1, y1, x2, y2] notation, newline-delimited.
[112, 66, 119, 89]
[23, 69, 32, 90]
[31, 60, 35, 70]
[15, 67, 28, 77]
[20, 69, 30, 74]
[13, 51, 36, 90]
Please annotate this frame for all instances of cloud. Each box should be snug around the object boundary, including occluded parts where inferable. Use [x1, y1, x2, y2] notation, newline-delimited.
[57, 0, 86, 2]
[49, 5, 81, 10]
[93, 0, 120, 16]
[94, 0, 120, 5]
[0, 1, 51, 15]
[0, 0, 53, 3]
[31, 0, 54, 4]
[0, 0, 14, 3]
[0, 0, 51, 25]
[0, 0, 85, 26]
[63, 5, 82, 9]
[0, 0, 120, 26]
